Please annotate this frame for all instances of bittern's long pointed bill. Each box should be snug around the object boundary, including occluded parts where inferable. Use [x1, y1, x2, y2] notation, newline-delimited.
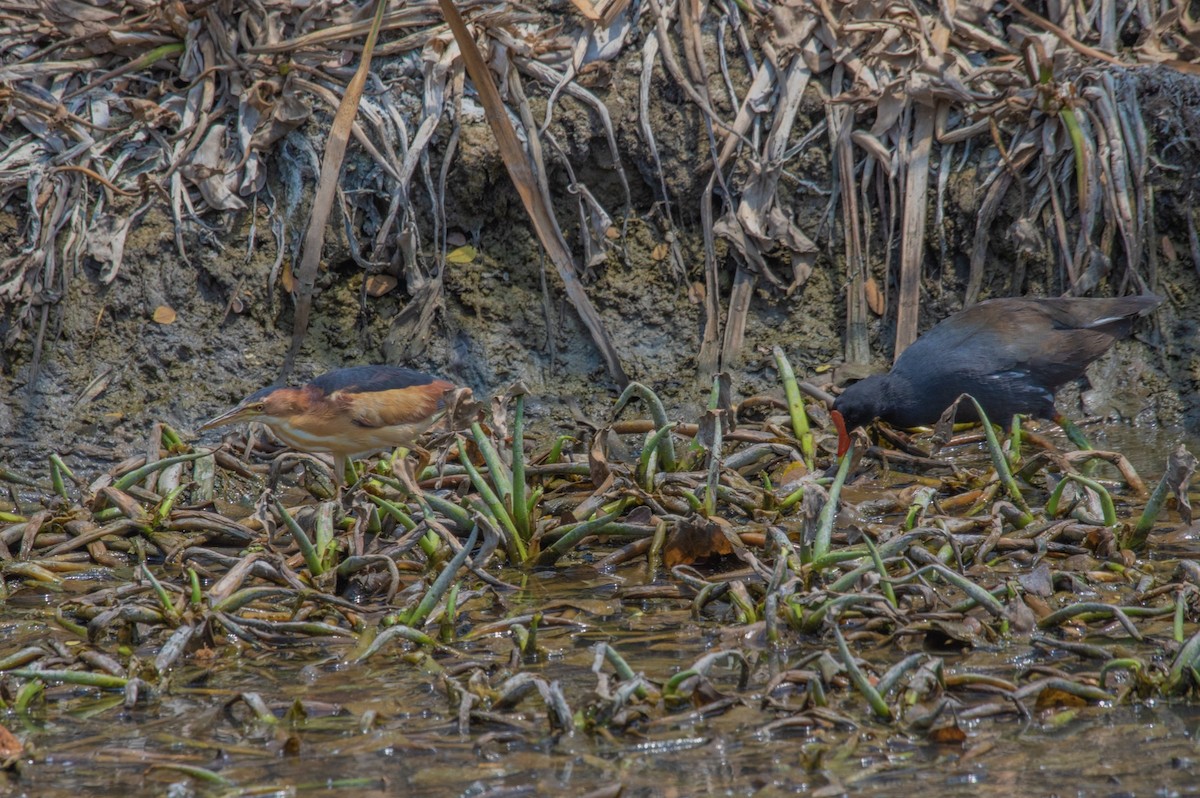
[199, 402, 264, 431]
[200, 385, 278, 431]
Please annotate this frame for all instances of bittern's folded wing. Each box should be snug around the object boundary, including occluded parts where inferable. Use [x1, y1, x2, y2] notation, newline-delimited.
[338, 381, 453, 429]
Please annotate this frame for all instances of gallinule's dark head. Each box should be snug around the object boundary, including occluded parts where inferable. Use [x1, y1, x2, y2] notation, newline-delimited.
[830, 374, 887, 443]
[831, 295, 1162, 456]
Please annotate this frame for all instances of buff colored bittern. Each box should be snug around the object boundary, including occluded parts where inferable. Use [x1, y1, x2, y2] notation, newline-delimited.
[201, 365, 455, 484]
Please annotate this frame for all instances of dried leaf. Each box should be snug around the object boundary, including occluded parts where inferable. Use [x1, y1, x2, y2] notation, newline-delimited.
[446, 245, 477, 264]
[1016, 562, 1054, 597]
[152, 305, 177, 324]
[443, 387, 484, 434]
[248, 81, 310, 151]
[1166, 444, 1198, 525]
[41, 0, 118, 40]
[930, 401, 961, 452]
[663, 515, 734, 567]
[923, 619, 987, 649]
[928, 720, 967, 744]
[1162, 235, 1178, 263]
[768, 2, 819, 53]
[182, 124, 247, 211]
[1005, 592, 1037, 634]
[774, 460, 808, 492]
[76, 367, 114, 407]
[588, 429, 612, 487]
[86, 213, 133, 284]
[650, 242, 669, 261]
[851, 130, 895, 177]
[865, 276, 885, 315]
[365, 274, 397, 297]
[871, 84, 908, 136]
[0, 722, 23, 763]
[567, 0, 603, 21]
[121, 97, 179, 128]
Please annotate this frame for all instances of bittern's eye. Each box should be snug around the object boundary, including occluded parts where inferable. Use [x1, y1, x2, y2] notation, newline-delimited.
[252, 402, 266, 411]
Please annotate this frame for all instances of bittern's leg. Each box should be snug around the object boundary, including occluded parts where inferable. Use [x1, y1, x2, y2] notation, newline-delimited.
[411, 445, 432, 478]
[332, 454, 346, 487]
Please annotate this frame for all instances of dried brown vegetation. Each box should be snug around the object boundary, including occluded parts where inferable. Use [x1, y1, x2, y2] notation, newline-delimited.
[0, 372, 1199, 778]
[1, 0, 1196, 390]
[2, 0, 1200, 790]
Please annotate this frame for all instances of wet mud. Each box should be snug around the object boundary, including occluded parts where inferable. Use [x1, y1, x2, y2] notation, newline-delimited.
[0, 44, 1196, 478]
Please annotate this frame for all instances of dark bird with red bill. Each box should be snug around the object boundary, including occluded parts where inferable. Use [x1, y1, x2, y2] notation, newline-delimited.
[200, 365, 455, 484]
[830, 295, 1162, 456]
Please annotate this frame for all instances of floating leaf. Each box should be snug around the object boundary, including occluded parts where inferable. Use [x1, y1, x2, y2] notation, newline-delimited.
[1035, 687, 1088, 710]
[152, 305, 176, 324]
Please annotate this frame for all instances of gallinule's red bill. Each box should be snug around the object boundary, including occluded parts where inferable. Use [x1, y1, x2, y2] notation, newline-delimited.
[830, 295, 1162, 456]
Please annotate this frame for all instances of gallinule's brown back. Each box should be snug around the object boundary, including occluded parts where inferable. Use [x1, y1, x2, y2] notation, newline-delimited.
[831, 295, 1161, 452]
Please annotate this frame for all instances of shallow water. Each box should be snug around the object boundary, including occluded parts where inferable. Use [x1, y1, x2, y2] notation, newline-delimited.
[4, 423, 1200, 797]
[5, 606, 1200, 798]
[1088, 423, 1200, 475]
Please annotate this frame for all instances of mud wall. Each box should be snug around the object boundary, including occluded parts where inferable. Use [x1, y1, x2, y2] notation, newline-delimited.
[1, 59, 1197, 466]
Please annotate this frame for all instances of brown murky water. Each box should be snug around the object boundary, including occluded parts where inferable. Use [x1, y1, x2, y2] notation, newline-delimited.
[3, 423, 1200, 798]
[6, 596, 1200, 797]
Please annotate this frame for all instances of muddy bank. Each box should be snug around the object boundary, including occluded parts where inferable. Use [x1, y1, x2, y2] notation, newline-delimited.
[1, 40, 1198, 470]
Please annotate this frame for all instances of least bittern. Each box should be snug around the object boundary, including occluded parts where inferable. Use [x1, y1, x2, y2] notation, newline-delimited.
[200, 365, 455, 485]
